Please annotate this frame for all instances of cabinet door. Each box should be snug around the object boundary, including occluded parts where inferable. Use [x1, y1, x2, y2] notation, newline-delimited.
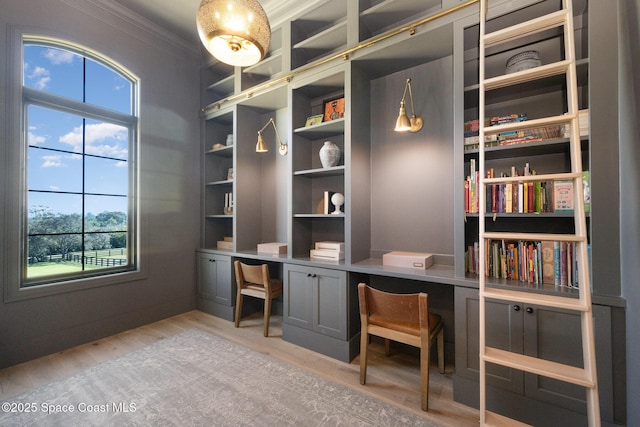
[522, 305, 588, 414]
[454, 287, 524, 394]
[197, 252, 232, 305]
[315, 268, 347, 339]
[283, 265, 314, 329]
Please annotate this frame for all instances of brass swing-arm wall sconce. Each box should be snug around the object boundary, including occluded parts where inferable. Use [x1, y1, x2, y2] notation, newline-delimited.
[394, 78, 423, 133]
[256, 118, 288, 156]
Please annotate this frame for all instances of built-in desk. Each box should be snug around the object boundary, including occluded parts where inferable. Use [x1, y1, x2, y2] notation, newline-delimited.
[196, 248, 464, 363]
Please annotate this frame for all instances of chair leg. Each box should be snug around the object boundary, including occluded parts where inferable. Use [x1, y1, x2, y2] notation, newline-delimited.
[234, 291, 243, 328]
[420, 344, 430, 411]
[384, 339, 391, 356]
[359, 331, 369, 385]
[263, 297, 272, 337]
[437, 328, 445, 374]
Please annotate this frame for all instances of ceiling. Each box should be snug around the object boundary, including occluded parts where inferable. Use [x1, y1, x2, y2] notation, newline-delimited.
[110, 0, 310, 45]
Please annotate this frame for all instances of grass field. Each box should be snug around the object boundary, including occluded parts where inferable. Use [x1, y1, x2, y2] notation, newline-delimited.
[27, 262, 102, 278]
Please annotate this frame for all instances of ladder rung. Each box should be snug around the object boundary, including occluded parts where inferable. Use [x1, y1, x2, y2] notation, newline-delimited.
[483, 231, 586, 242]
[482, 113, 576, 135]
[484, 410, 533, 427]
[484, 60, 572, 90]
[483, 347, 596, 388]
[481, 287, 589, 311]
[484, 172, 580, 184]
[483, 9, 569, 47]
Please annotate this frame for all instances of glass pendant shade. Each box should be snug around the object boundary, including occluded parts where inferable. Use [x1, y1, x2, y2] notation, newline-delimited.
[197, 0, 271, 67]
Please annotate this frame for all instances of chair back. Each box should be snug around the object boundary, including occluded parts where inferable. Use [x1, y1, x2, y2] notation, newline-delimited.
[236, 261, 270, 287]
[358, 283, 428, 331]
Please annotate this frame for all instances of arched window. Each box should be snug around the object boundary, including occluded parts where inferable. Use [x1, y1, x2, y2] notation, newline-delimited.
[20, 36, 139, 289]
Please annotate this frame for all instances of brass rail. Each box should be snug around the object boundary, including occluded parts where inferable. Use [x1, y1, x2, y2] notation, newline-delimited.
[203, 0, 479, 113]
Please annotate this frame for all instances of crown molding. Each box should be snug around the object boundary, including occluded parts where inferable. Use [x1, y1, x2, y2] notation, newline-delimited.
[60, 0, 201, 60]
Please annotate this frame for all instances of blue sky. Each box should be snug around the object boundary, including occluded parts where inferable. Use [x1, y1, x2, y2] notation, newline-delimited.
[24, 45, 133, 216]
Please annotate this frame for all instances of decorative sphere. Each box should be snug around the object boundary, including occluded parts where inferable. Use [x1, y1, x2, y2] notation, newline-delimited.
[331, 192, 344, 214]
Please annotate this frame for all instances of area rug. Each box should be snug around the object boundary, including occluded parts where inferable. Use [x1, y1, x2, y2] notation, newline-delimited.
[1, 329, 440, 426]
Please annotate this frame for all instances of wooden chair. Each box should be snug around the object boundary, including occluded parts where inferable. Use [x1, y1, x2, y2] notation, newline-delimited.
[357, 282, 444, 411]
[234, 261, 283, 337]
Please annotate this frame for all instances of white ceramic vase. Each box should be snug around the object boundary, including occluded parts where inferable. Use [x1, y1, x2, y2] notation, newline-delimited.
[319, 141, 341, 168]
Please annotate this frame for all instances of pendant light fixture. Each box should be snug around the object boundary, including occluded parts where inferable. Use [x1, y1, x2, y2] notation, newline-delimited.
[394, 78, 423, 132]
[197, 0, 271, 67]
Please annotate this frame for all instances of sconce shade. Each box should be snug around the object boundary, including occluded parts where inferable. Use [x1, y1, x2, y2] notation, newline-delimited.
[394, 102, 412, 131]
[394, 78, 423, 133]
[197, 0, 271, 67]
[256, 133, 268, 152]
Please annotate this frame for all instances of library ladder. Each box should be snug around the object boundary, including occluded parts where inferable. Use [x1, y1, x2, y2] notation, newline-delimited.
[477, 0, 599, 425]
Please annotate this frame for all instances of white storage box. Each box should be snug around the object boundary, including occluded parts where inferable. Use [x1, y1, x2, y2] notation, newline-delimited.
[217, 240, 233, 250]
[382, 251, 433, 269]
[257, 242, 287, 255]
[314, 241, 345, 251]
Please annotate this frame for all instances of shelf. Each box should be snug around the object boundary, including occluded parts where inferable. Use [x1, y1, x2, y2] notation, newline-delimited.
[205, 146, 233, 157]
[464, 136, 588, 160]
[294, 166, 344, 177]
[205, 179, 233, 186]
[294, 118, 345, 138]
[483, 231, 586, 242]
[359, 0, 441, 38]
[205, 215, 233, 219]
[294, 213, 345, 218]
[465, 212, 579, 219]
[293, 18, 347, 50]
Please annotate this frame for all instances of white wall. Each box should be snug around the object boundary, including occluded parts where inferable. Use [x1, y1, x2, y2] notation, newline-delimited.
[0, 0, 201, 367]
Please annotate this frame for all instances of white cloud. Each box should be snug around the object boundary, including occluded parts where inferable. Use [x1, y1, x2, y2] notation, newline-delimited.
[59, 123, 128, 159]
[43, 48, 76, 65]
[41, 154, 65, 168]
[25, 64, 51, 90]
[28, 131, 46, 146]
[48, 185, 60, 191]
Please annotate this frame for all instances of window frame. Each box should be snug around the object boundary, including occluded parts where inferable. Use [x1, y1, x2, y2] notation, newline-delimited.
[3, 31, 146, 302]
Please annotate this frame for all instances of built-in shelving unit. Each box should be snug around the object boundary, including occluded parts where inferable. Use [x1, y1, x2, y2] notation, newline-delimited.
[197, 1, 625, 423]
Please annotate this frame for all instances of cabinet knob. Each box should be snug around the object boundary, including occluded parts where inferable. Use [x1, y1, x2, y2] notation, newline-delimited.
[513, 305, 521, 311]
[312, 274, 317, 278]
[209, 259, 216, 262]
[526, 307, 534, 314]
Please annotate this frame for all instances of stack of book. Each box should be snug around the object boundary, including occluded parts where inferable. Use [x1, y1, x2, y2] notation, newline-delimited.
[310, 241, 344, 260]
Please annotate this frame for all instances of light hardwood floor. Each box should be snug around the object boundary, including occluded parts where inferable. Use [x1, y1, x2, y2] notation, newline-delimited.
[0, 310, 479, 426]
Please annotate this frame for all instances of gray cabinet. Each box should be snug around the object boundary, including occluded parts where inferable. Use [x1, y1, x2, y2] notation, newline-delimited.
[283, 264, 357, 362]
[283, 264, 346, 339]
[196, 251, 234, 320]
[454, 286, 615, 425]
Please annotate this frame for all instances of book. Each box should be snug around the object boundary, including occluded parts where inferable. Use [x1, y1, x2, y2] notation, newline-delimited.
[317, 191, 336, 214]
[541, 241, 555, 285]
[582, 171, 591, 213]
[554, 180, 574, 212]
